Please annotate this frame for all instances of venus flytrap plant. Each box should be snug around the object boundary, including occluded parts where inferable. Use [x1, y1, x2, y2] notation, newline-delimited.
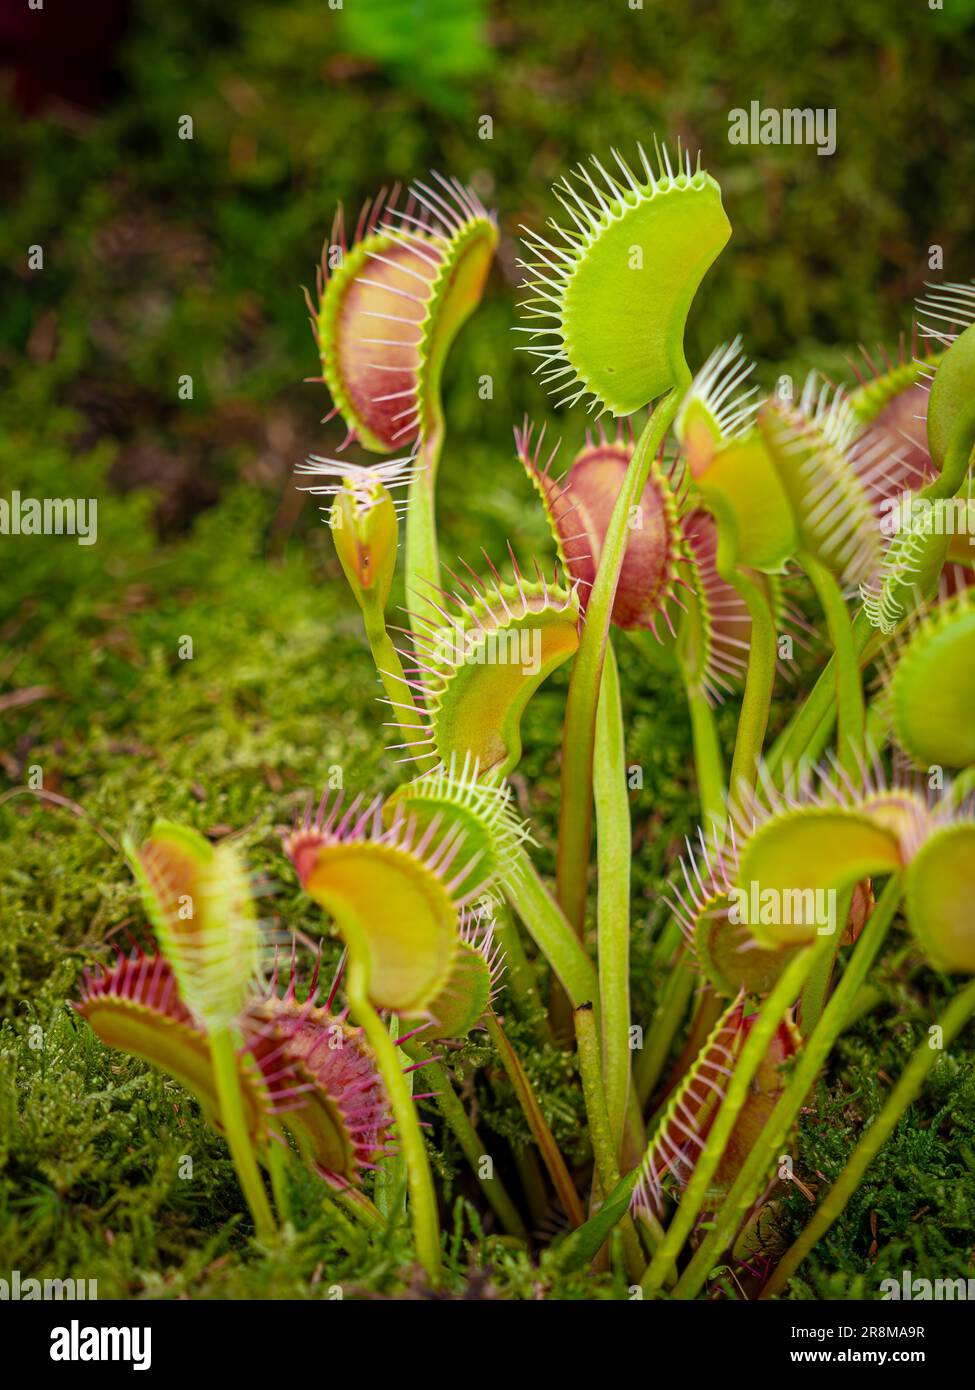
[126, 823, 276, 1239]
[769, 290, 975, 782]
[284, 785, 511, 1280]
[307, 761, 578, 1239]
[757, 377, 886, 778]
[517, 155, 727, 1217]
[27, 115, 975, 1305]
[630, 764, 918, 1294]
[78, 831, 417, 1241]
[673, 871, 905, 1300]
[391, 905, 530, 1241]
[637, 976, 809, 1296]
[89, 146, 969, 1295]
[675, 340, 788, 808]
[634, 764, 911, 1292]
[396, 553, 581, 775]
[515, 415, 683, 1145]
[295, 453, 426, 744]
[247, 163, 975, 1296]
[282, 780, 588, 1277]
[668, 823, 801, 999]
[518, 141, 730, 938]
[511, 159, 971, 1293]
[308, 177, 497, 628]
[761, 799, 975, 1297]
[669, 760, 974, 1297]
[514, 417, 685, 636]
[383, 756, 543, 1025]
[381, 756, 620, 1226]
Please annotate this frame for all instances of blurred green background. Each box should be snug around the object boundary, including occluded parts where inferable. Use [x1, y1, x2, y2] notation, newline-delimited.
[5, 0, 975, 644]
[1, 0, 974, 1299]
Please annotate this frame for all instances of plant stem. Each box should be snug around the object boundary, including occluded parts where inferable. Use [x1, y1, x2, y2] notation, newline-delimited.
[373, 1013, 409, 1218]
[346, 956, 442, 1285]
[574, 1002, 644, 1281]
[640, 941, 819, 1296]
[266, 1139, 292, 1224]
[798, 885, 853, 1037]
[555, 388, 684, 936]
[320, 1189, 372, 1252]
[405, 423, 444, 633]
[800, 553, 864, 778]
[401, 1038, 527, 1240]
[334, 1183, 386, 1231]
[672, 874, 903, 1300]
[763, 975, 975, 1298]
[687, 684, 726, 832]
[360, 593, 426, 743]
[485, 1012, 586, 1227]
[208, 1027, 276, 1240]
[594, 640, 632, 1156]
[505, 846, 599, 1009]
[573, 1002, 619, 1197]
[725, 567, 777, 812]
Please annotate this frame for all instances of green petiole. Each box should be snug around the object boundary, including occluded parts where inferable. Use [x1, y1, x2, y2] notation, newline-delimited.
[555, 388, 685, 936]
[209, 1027, 276, 1241]
[594, 640, 633, 1156]
[346, 955, 442, 1286]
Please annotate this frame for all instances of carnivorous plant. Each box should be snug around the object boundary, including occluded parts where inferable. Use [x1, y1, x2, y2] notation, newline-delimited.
[73, 147, 975, 1298]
